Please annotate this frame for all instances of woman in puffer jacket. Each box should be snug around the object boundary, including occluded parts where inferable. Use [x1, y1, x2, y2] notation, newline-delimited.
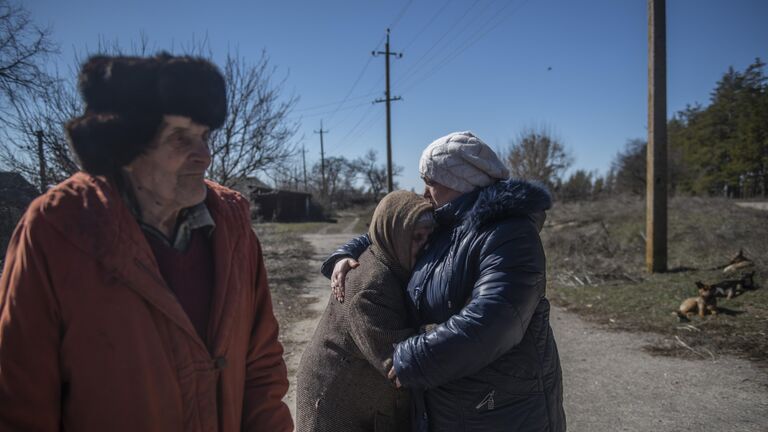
[322, 131, 565, 432]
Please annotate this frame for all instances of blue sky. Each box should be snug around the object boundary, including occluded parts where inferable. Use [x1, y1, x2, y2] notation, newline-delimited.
[24, 0, 768, 191]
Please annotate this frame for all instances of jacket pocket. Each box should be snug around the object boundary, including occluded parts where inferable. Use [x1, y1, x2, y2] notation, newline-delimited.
[464, 383, 548, 432]
[374, 411, 397, 432]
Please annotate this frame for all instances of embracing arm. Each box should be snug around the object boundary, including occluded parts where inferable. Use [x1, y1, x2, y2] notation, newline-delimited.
[348, 281, 414, 378]
[393, 219, 545, 389]
[241, 231, 293, 432]
[320, 233, 371, 279]
[0, 215, 62, 431]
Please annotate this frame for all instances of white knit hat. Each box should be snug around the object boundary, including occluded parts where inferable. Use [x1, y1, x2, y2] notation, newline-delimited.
[419, 131, 509, 193]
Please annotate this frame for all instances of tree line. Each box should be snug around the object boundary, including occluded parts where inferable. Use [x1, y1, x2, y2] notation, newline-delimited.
[0, 0, 399, 212]
[3, 1, 765, 206]
[506, 58, 767, 201]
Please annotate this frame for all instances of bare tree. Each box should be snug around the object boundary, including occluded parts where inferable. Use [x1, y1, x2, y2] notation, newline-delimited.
[0, 36, 153, 187]
[0, 0, 57, 111]
[208, 50, 299, 187]
[1, 35, 299, 193]
[0, 76, 81, 187]
[611, 138, 647, 195]
[353, 149, 403, 199]
[559, 169, 594, 201]
[505, 127, 573, 189]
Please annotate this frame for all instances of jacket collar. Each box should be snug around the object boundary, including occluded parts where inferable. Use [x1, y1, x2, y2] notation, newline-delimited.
[40, 172, 246, 356]
[468, 178, 551, 229]
[432, 179, 552, 231]
[433, 188, 482, 227]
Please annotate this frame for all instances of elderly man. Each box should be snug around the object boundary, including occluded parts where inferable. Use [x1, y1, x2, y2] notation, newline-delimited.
[0, 54, 292, 431]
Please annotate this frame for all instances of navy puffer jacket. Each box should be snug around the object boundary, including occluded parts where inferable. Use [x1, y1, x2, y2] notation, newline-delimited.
[322, 179, 565, 432]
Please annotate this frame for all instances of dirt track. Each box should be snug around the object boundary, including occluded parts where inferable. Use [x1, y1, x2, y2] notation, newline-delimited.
[280, 231, 768, 431]
[735, 201, 768, 211]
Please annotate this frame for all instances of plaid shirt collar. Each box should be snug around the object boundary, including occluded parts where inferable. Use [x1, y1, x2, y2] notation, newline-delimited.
[139, 202, 216, 251]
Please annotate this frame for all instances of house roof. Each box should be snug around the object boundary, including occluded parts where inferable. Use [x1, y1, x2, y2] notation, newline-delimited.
[0, 172, 39, 207]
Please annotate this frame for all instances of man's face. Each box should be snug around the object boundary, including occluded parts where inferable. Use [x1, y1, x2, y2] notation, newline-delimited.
[124, 115, 212, 210]
[422, 177, 463, 208]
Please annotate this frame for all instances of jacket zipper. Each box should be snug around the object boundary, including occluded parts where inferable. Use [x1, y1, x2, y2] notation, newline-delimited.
[475, 390, 495, 411]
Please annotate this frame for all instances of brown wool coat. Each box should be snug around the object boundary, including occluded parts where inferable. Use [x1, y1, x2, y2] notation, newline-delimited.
[0, 173, 293, 432]
[296, 246, 414, 432]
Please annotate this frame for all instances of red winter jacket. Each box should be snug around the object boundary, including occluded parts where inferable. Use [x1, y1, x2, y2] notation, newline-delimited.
[0, 172, 293, 432]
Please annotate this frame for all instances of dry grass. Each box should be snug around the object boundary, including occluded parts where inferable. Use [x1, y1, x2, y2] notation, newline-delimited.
[253, 224, 314, 324]
[543, 196, 768, 366]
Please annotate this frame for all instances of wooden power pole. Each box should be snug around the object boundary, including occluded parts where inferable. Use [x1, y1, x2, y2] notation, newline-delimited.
[35, 130, 47, 193]
[314, 121, 329, 198]
[301, 145, 308, 191]
[646, 0, 668, 272]
[373, 28, 402, 193]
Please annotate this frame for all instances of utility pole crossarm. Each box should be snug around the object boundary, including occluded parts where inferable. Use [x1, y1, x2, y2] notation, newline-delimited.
[374, 96, 402, 104]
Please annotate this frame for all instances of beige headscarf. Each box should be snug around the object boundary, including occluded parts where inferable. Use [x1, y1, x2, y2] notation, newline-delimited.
[368, 191, 433, 280]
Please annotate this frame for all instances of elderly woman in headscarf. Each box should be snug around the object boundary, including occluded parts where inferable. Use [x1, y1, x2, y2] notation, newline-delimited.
[321, 131, 565, 432]
[296, 191, 434, 432]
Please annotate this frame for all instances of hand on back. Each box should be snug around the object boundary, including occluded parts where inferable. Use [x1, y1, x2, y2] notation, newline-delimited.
[331, 258, 359, 302]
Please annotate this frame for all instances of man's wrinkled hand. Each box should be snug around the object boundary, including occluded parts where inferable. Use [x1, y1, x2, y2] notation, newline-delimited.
[331, 258, 359, 303]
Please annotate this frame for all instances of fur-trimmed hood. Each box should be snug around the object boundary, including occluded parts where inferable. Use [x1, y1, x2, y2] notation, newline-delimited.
[468, 178, 552, 229]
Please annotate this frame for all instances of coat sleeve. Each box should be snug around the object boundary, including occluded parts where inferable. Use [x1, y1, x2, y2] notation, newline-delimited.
[392, 219, 545, 389]
[320, 233, 371, 279]
[241, 230, 293, 432]
[348, 281, 414, 377]
[0, 214, 62, 431]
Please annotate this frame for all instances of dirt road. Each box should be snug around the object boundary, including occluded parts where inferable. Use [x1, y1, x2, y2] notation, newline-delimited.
[280, 233, 768, 431]
[279, 231, 357, 419]
[736, 201, 768, 211]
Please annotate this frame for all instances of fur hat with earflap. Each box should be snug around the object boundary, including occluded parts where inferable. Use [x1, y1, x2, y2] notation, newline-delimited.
[66, 52, 227, 176]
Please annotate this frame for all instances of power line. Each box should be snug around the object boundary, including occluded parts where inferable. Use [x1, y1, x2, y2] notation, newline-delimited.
[393, 0, 483, 87]
[345, 109, 385, 149]
[400, 0, 455, 52]
[286, 100, 373, 122]
[291, 92, 379, 113]
[396, 0, 507, 89]
[327, 104, 378, 153]
[304, 0, 413, 157]
[401, 0, 531, 94]
[389, 0, 415, 30]
[325, 56, 377, 124]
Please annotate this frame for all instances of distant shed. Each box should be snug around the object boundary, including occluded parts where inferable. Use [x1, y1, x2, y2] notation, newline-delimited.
[231, 177, 318, 222]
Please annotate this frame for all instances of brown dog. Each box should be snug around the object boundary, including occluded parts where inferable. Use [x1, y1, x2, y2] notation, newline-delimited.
[675, 282, 717, 321]
[723, 249, 754, 274]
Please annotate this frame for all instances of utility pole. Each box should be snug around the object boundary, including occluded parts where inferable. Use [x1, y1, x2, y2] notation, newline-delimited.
[646, 0, 667, 273]
[35, 130, 47, 193]
[373, 28, 402, 193]
[301, 145, 308, 192]
[314, 120, 329, 198]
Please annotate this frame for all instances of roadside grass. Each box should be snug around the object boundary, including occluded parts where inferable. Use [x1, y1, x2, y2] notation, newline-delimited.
[543, 196, 768, 366]
[253, 204, 374, 324]
[253, 224, 314, 324]
[256, 205, 374, 236]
